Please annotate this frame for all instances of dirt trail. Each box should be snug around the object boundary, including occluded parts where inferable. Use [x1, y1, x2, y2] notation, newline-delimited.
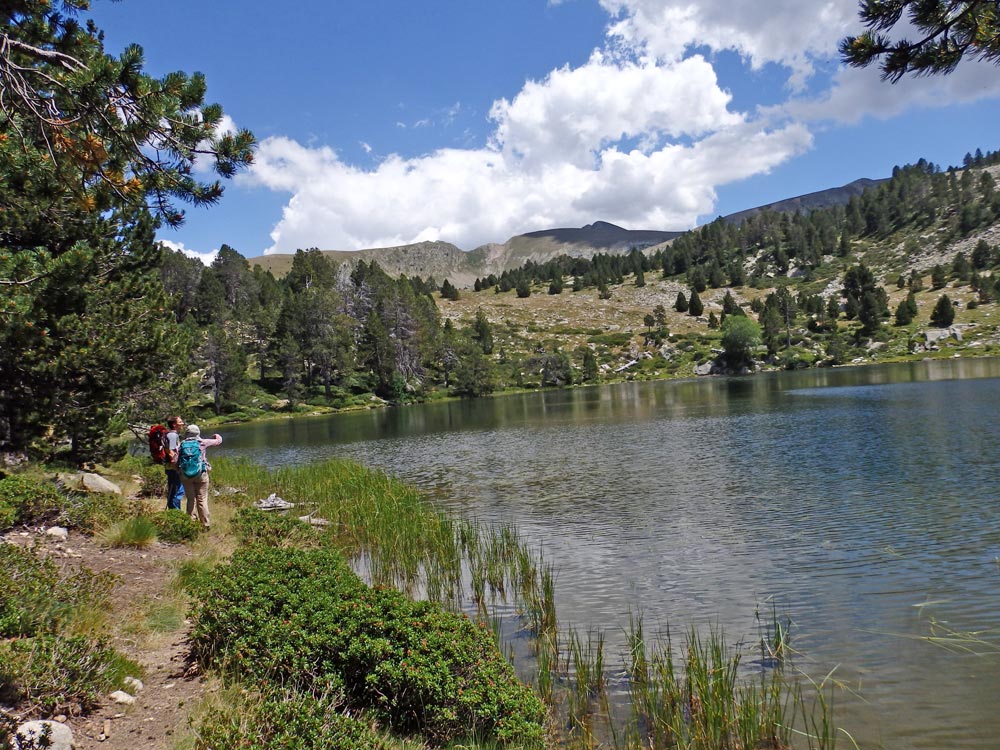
[4, 530, 210, 750]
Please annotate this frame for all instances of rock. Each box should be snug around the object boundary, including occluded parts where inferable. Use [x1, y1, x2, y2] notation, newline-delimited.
[271, 399, 290, 410]
[298, 515, 331, 527]
[109, 690, 136, 705]
[693, 361, 714, 376]
[45, 526, 69, 542]
[254, 493, 294, 511]
[12, 721, 74, 750]
[123, 676, 144, 693]
[1, 451, 29, 469]
[80, 473, 122, 495]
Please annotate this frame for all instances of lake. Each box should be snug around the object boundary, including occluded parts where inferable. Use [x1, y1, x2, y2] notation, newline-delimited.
[216, 357, 1000, 749]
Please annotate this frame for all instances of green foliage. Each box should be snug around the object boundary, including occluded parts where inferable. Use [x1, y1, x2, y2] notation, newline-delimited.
[688, 289, 704, 316]
[895, 291, 918, 326]
[841, 1, 1000, 82]
[190, 546, 545, 747]
[229, 507, 315, 547]
[720, 317, 761, 369]
[931, 294, 956, 327]
[0, 635, 139, 716]
[587, 332, 632, 347]
[0, 544, 116, 638]
[150, 510, 201, 544]
[0, 3, 253, 459]
[136, 461, 168, 498]
[0, 476, 66, 529]
[0, 475, 118, 532]
[195, 688, 389, 750]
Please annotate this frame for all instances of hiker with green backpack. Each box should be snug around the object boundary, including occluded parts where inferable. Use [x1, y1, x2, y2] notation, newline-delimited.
[176, 424, 223, 530]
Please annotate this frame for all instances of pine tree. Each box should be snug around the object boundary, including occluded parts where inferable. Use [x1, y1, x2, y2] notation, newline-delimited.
[930, 294, 956, 327]
[0, 3, 254, 456]
[841, 1, 1000, 82]
[688, 289, 704, 317]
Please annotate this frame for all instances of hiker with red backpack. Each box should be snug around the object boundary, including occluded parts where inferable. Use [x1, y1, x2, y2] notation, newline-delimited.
[164, 416, 186, 510]
[148, 416, 187, 510]
[176, 423, 223, 531]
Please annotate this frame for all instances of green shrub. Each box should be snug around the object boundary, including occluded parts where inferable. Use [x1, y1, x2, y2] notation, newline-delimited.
[0, 476, 65, 529]
[136, 462, 167, 498]
[0, 545, 117, 638]
[190, 546, 545, 747]
[58, 492, 127, 533]
[229, 507, 314, 547]
[0, 635, 140, 715]
[195, 688, 388, 750]
[0, 475, 126, 533]
[150, 510, 200, 544]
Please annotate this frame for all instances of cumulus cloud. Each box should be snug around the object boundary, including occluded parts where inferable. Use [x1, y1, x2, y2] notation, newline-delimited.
[244, 0, 999, 254]
[160, 239, 218, 266]
[601, 0, 858, 85]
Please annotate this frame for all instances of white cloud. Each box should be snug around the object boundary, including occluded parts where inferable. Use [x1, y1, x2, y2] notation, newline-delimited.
[489, 52, 741, 169]
[244, 0, 999, 254]
[160, 239, 218, 266]
[251, 118, 811, 253]
[782, 58, 1000, 124]
[600, 0, 858, 85]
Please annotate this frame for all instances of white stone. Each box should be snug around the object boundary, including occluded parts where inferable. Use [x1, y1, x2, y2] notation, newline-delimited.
[45, 526, 69, 542]
[109, 690, 136, 705]
[123, 676, 144, 693]
[81, 473, 122, 495]
[13, 721, 74, 750]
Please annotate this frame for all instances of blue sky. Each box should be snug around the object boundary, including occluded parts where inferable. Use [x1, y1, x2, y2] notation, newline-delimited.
[88, 0, 1000, 263]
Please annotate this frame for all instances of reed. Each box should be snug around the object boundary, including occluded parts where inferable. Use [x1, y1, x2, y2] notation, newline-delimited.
[210, 458, 841, 749]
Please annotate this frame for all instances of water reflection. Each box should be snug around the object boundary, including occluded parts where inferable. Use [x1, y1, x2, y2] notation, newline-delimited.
[218, 358, 1000, 749]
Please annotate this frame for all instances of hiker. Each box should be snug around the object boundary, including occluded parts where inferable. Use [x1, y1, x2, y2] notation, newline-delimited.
[177, 424, 223, 530]
[163, 416, 186, 511]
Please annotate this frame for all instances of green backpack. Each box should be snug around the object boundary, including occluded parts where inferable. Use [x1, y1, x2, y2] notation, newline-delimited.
[176, 438, 205, 478]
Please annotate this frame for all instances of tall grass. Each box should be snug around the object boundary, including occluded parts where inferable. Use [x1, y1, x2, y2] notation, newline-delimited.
[211, 457, 842, 749]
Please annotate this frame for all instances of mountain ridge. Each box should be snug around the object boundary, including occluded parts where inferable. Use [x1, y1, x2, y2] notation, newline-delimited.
[251, 177, 882, 285]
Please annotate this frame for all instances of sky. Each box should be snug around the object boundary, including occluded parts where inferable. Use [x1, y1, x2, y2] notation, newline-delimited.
[87, 0, 1000, 265]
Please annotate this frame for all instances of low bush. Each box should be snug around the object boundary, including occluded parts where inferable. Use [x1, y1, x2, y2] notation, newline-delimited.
[0, 474, 127, 533]
[195, 688, 389, 750]
[150, 510, 200, 544]
[136, 462, 166, 498]
[0, 476, 65, 529]
[228, 507, 314, 547]
[190, 546, 545, 747]
[0, 635, 139, 715]
[0, 545, 116, 638]
[58, 492, 127, 533]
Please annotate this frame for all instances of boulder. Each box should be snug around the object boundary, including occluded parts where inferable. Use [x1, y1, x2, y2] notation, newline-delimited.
[12, 721, 74, 750]
[81, 473, 121, 495]
[693, 361, 714, 376]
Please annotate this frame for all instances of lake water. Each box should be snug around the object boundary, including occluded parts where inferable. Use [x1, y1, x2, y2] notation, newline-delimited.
[216, 358, 1000, 749]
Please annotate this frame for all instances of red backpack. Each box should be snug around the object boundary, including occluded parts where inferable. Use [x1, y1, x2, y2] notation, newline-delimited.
[148, 424, 170, 464]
